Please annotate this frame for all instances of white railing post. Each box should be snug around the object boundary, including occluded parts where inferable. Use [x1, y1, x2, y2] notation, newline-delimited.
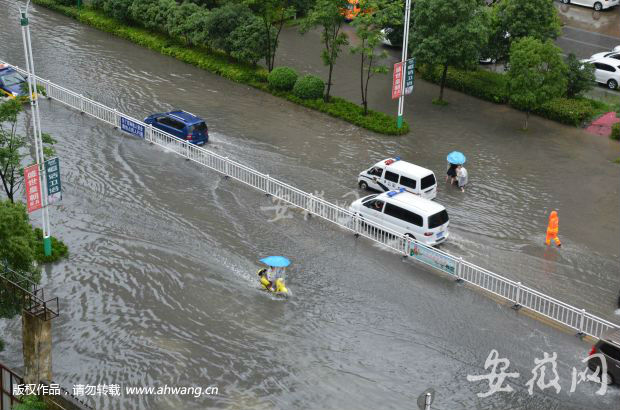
[79, 94, 84, 114]
[354, 213, 360, 237]
[148, 124, 153, 144]
[455, 257, 463, 282]
[185, 141, 190, 160]
[307, 193, 314, 218]
[512, 282, 522, 310]
[113, 109, 119, 129]
[224, 157, 229, 178]
[578, 309, 586, 336]
[265, 174, 270, 196]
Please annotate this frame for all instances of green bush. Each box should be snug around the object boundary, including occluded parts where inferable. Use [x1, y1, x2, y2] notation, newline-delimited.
[268, 67, 299, 91]
[419, 64, 508, 104]
[293, 75, 325, 99]
[33, 228, 69, 264]
[612, 123, 620, 140]
[13, 394, 47, 410]
[533, 98, 595, 127]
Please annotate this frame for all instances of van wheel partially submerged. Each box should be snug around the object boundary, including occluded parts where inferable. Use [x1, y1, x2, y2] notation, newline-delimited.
[359, 181, 369, 190]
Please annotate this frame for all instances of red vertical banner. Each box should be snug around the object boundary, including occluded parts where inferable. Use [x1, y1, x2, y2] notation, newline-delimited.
[24, 164, 42, 213]
[392, 62, 403, 100]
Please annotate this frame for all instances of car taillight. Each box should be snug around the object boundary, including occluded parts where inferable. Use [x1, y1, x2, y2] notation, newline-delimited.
[589, 346, 597, 356]
[424, 232, 433, 236]
[186, 135, 192, 140]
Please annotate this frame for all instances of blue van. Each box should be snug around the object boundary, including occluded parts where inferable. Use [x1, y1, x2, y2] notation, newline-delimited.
[0, 64, 28, 99]
[144, 110, 209, 145]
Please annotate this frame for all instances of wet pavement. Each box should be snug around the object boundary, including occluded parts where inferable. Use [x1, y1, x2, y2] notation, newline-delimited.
[0, 2, 619, 410]
[556, 1, 620, 39]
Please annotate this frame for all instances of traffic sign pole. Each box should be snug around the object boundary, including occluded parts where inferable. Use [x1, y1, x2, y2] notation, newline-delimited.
[397, 0, 412, 129]
[20, 1, 53, 256]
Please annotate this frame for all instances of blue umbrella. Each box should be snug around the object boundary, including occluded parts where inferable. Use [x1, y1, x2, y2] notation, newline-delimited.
[260, 256, 291, 268]
[446, 151, 466, 165]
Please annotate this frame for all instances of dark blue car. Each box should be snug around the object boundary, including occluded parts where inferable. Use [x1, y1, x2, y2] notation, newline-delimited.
[0, 64, 28, 99]
[144, 110, 209, 145]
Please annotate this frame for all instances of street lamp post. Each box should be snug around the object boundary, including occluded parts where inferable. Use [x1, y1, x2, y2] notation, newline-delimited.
[397, 0, 412, 129]
[19, 0, 53, 257]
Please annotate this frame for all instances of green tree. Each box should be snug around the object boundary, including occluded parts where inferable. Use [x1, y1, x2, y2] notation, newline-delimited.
[0, 100, 27, 203]
[204, 2, 255, 54]
[565, 53, 595, 98]
[166, 1, 204, 45]
[129, 0, 177, 32]
[351, 0, 401, 114]
[0, 200, 39, 318]
[410, 0, 489, 102]
[490, 0, 561, 61]
[230, 16, 274, 65]
[102, 0, 132, 21]
[302, 0, 350, 102]
[507, 37, 568, 130]
[246, 0, 295, 72]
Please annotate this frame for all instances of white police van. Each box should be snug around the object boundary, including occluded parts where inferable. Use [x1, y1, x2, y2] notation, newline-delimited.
[349, 188, 449, 246]
[358, 157, 437, 200]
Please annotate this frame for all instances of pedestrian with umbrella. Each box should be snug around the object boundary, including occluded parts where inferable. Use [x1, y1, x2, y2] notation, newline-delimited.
[446, 151, 467, 191]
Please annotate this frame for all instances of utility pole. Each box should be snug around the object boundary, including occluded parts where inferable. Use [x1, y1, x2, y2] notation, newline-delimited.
[397, 0, 412, 129]
[20, 0, 53, 257]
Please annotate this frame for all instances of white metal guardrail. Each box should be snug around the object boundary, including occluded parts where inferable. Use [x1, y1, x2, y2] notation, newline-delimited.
[5, 60, 618, 340]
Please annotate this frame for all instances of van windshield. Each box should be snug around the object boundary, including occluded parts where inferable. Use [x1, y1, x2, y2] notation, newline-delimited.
[421, 174, 436, 190]
[428, 209, 449, 229]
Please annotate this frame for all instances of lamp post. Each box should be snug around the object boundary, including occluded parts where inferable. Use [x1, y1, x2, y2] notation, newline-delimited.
[396, 0, 412, 129]
[19, 0, 53, 257]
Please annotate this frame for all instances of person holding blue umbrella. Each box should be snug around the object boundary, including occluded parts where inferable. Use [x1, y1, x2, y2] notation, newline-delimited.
[446, 151, 466, 187]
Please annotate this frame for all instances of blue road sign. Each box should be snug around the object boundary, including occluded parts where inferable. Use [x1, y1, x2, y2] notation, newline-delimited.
[120, 117, 145, 138]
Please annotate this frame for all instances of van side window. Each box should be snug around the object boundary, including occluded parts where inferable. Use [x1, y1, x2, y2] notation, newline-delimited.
[384, 203, 423, 226]
[385, 171, 399, 183]
[159, 117, 185, 130]
[400, 176, 416, 189]
[421, 174, 436, 190]
[368, 167, 383, 177]
[363, 199, 384, 211]
[600, 342, 620, 361]
[428, 210, 449, 229]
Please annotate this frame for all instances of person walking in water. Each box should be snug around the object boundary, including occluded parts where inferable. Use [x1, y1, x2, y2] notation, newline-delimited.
[545, 211, 561, 247]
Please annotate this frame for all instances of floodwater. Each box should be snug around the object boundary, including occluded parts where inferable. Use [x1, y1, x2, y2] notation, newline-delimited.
[0, 2, 619, 410]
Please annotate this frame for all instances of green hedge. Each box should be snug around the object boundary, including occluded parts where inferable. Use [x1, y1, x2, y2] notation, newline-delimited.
[612, 123, 620, 141]
[31, 0, 408, 135]
[293, 75, 325, 99]
[268, 67, 298, 91]
[33, 228, 69, 264]
[419, 64, 610, 127]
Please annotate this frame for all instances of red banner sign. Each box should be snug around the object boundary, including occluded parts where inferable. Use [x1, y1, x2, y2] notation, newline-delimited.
[392, 62, 403, 100]
[24, 164, 42, 213]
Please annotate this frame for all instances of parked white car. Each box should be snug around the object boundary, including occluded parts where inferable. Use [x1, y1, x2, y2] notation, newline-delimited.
[588, 50, 620, 61]
[560, 0, 619, 11]
[349, 190, 449, 246]
[581, 57, 620, 89]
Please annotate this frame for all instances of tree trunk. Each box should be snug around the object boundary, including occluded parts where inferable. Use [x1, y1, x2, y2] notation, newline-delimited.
[439, 64, 448, 102]
[360, 50, 365, 113]
[325, 63, 334, 102]
[524, 111, 529, 130]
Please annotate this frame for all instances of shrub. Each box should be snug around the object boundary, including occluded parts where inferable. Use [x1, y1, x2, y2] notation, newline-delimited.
[268, 67, 299, 91]
[13, 394, 47, 410]
[533, 98, 595, 127]
[33, 228, 69, 264]
[565, 53, 595, 98]
[612, 123, 620, 141]
[293, 75, 325, 99]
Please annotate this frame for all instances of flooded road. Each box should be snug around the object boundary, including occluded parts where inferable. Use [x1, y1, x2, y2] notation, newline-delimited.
[0, 2, 619, 410]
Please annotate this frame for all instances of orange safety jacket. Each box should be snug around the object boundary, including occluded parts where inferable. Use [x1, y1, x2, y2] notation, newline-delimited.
[547, 211, 559, 235]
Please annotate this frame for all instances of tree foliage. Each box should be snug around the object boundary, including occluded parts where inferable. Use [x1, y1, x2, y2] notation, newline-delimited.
[565, 53, 595, 99]
[410, 0, 489, 102]
[351, 0, 401, 114]
[489, 0, 561, 62]
[0, 100, 27, 203]
[507, 37, 568, 129]
[302, 0, 350, 101]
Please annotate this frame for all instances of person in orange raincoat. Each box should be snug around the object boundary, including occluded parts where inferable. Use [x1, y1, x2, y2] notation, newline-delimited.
[545, 211, 561, 247]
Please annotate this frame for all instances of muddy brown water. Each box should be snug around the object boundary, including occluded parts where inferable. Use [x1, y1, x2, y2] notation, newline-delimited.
[0, 2, 619, 409]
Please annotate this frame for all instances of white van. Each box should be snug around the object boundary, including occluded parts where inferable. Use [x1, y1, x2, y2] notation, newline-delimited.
[349, 189, 449, 246]
[358, 157, 437, 200]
